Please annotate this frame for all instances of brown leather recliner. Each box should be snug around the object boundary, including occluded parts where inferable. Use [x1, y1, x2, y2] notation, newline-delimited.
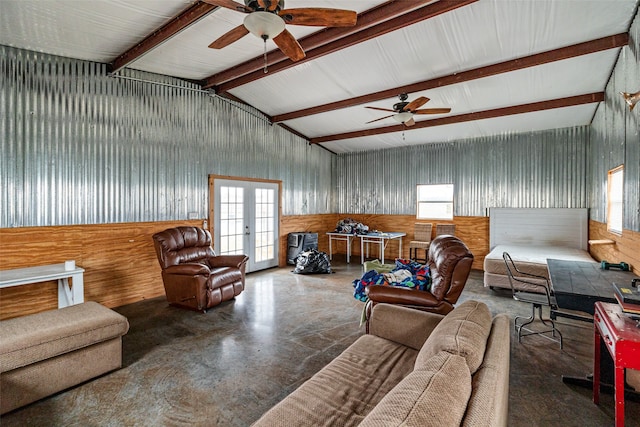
[152, 226, 249, 312]
[365, 234, 474, 326]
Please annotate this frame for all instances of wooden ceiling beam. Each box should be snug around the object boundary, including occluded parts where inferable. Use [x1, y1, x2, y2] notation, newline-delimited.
[109, 2, 218, 74]
[274, 33, 628, 123]
[309, 92, 605, 144]
[204, 0, 478, 91]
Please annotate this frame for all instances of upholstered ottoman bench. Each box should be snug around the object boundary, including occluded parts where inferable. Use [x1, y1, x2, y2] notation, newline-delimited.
[0, 301, 129, 414]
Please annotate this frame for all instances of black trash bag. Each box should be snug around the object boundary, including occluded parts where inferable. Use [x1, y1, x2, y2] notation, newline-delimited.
[293, 249, 333, 274]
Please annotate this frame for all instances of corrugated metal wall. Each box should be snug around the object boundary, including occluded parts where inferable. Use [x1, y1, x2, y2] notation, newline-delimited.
[589, 7, 640, 231]
[336, 127, 590, 216]
[4, 38, 638, 230]
[1, 45, 334, 227]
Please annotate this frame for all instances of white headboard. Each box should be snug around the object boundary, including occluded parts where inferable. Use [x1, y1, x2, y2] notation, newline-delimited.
[489, 208, 588, 251]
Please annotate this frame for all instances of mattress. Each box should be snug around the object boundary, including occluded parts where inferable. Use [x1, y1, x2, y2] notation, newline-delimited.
[483, 244, 595, 291]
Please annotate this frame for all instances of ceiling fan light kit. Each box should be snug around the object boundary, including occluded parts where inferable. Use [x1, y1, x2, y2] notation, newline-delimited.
[393, 112, 413, 124]
[206, 0, 357, 64]
[244, 11, 285, 39]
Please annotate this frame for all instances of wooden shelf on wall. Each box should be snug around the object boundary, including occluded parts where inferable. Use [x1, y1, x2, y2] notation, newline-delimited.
[588, 239, 616, 245]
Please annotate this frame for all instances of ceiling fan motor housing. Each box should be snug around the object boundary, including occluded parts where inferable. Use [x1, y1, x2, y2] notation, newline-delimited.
[245, 0, 284, 13]
[393, 101, 409, 112]
[394, 93, 410, 111]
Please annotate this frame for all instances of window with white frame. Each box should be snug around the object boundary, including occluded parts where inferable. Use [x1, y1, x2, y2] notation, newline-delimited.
[417, 184, 454, 220]
[607, 165, 624, 234]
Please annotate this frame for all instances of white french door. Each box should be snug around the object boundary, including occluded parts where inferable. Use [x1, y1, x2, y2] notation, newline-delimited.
[212, 178, 279, 273]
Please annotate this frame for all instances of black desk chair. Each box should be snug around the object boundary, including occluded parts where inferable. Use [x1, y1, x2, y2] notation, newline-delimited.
[503, 252, 563, 349]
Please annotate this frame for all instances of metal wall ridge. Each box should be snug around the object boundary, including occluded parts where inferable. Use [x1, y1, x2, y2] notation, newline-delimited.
[335, 127, 590, 216]
[588, 8, 640, 231]
[1, 45, 334, 227]
[4, 38, 637, 231]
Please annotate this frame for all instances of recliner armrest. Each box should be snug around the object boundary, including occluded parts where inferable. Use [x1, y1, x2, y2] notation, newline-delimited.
[366, 285, 440, 306]
[209, 255, 249, 269]
[164, 263, 211, 276]
[368, 304, 444, 350]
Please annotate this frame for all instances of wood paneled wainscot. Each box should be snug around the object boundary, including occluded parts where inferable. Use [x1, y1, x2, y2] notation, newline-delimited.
[0, 221, 202, 320]
[1, 215, 490, 320]
[589, 220, 640, 275]
[279, 214, 340, 266]
[288, 214, 489, 271]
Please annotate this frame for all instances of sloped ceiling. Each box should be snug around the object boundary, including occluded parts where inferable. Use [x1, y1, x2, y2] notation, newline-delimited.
[1, 0, 638, 154]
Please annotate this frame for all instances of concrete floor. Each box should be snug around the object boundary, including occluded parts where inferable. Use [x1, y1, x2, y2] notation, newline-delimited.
[2, 260, 640, 426]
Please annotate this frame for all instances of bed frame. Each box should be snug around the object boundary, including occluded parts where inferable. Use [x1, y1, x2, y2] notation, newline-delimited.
[484, 208, 591, 292]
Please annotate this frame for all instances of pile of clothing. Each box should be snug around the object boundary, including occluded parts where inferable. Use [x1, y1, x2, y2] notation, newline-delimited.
[334, 218, 369, 235]
[352, 259, 430, 302]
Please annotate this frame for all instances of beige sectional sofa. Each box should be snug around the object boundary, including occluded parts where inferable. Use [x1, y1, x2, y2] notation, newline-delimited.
[253, 300, 510, 426]
[0, 301, 129, 414]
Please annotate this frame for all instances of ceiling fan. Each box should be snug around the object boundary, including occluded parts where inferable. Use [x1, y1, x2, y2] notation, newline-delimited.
[204, 0, 357, 64]
[365, 93, 452, 127]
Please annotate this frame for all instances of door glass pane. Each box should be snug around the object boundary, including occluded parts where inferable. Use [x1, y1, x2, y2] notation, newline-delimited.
[254, 188, 275, 263]
[219, 186, 244, 255]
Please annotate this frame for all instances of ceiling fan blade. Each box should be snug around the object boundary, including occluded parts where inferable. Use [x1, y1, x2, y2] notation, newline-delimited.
[273, 29, 305, 62]
[414, 108, 452, 115]
[200, 0, 252, 13]
[404, 96, 429, 112]
[279, 8, 357, 27]
[365, 115, 395, 124]
[208, 25, 250, 49]
[404, 117, 416, 127]
[365, 106, 396, 113]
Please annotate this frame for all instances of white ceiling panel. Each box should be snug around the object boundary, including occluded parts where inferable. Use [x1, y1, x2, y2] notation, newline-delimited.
[130, 0, 385, 80]
[282, 50, 618, 138]
[0, 0, 193, 62]
[230, 0, 636, 116]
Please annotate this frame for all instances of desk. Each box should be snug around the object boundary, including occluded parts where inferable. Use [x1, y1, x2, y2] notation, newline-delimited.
[326, 232, 356, 263]
[0, 263, 85, 308]
[548, 259, 640, 397]
[593, 302, 640, 427]
[358, 232, 406, 265]
[547, 259, 638, 318]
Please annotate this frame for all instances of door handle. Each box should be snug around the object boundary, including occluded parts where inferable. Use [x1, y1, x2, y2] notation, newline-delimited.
[245, 225, 250, 235]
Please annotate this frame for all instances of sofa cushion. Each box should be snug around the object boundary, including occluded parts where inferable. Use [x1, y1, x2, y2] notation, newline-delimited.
[415, 300, 492, 374]
[251, 334, 419, 427]
[463, 314, 511, 427]
[359, 351, 472, 427]
[0, 302, 129, 372]
[369, 304, 443, 351]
